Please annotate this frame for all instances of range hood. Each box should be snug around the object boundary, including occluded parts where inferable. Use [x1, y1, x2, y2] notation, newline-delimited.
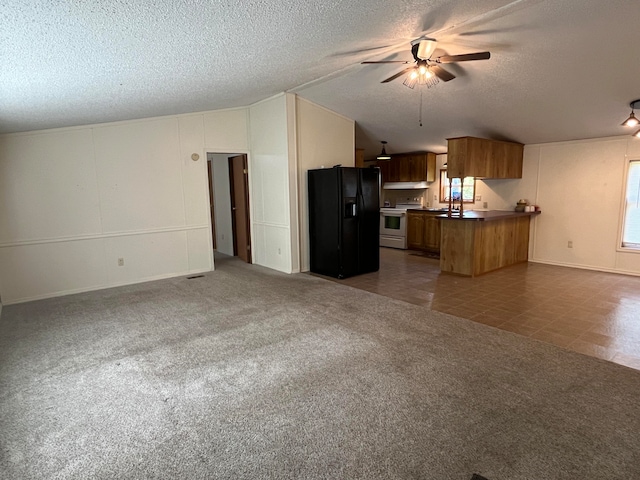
[382, 181, 429, 190]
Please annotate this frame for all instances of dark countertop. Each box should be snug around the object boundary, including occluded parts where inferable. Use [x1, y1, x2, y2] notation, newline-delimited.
[435, 210, 541, 221]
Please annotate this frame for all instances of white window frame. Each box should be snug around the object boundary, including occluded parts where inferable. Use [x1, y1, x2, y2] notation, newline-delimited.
[618, 158, 640, 253]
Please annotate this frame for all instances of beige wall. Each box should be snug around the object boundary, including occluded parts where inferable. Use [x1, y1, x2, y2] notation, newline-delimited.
[296, 97, 355, 272]
[0, 109, 247, 303]
[248, 94, 295, 273]
[0, 94, 356, 303]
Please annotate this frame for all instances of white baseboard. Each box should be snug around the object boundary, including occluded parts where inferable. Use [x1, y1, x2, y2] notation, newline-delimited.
[3, 268, 212, 306]
[529, 258, 640, 277]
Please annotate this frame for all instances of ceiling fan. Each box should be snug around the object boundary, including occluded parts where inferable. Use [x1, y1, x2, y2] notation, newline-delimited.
[362, 36, 490, 88]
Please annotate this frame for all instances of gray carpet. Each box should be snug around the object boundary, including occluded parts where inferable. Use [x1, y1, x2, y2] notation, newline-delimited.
[1, 255, 640, 479]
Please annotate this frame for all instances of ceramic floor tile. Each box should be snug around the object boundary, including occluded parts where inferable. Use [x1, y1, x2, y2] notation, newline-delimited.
[315, 247, 640, 371]
[529, 330, 577, 348]
[566, 340, 616, 361]
[611, 352, 640, 370]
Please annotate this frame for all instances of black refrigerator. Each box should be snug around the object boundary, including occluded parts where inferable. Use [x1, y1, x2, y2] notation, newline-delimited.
[308, 166, 380, 278]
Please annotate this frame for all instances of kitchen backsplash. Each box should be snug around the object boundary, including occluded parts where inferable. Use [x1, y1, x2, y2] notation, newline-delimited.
[382, 189, 428, 207]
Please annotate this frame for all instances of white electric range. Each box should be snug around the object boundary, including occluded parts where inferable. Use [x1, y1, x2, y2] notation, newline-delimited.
[379, 202, 422, 249]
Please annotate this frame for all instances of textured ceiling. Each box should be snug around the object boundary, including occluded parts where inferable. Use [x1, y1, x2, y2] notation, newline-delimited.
[3, 0, 640, 158]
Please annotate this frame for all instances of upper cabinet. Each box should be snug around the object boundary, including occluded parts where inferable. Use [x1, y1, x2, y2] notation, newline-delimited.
[377, 151, 436, 183]
[446, 136, 523, 179]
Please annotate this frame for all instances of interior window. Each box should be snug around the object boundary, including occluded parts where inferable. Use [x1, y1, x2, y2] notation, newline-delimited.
[622, 160, 640, 249]
[439, 169, 476, 204]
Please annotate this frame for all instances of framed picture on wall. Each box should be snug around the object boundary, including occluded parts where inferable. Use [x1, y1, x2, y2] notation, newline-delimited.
[439, 169, 476, 203]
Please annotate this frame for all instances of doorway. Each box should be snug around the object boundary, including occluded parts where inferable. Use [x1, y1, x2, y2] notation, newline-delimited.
[206, 153, 251, 263]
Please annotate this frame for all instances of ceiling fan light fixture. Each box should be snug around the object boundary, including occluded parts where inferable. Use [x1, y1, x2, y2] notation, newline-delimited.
[403, 71, 419, 89]
[622, 100, 640, 127]
[633, 129, 640, 139]
[403, 65, 438, 89]
[377, 141, 391, 160]
[418, 67, 439, 88]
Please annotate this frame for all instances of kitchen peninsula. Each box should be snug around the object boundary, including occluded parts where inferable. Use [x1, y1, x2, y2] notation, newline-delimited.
[438, 210, 540, 277]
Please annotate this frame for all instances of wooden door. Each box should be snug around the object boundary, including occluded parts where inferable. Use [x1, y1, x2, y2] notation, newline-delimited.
[228, 155, 251, 263]
[207, 159, 217, 250]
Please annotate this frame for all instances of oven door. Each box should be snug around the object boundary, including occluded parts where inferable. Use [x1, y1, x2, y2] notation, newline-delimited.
[380, 210, 407, 237]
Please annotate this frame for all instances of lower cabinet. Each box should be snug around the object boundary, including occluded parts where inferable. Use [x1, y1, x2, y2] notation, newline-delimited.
[407, 211, 441, 253]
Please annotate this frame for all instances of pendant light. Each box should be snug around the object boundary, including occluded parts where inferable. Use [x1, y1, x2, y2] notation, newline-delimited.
[377, 141, 391, 160]
[622, 100, 640, 127]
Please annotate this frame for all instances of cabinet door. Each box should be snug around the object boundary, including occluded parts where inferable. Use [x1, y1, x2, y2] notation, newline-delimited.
[397, 155, 412, 181]
[500, 142, 524, 178]
[426, 152, 436, 182]
[446, 138, 468, 178]
[407, 213, 425, 249]
[387, 158, 400, 182]
[377, 160, 390, 184]
[468, 137, 492, 177]
[423, 215, 441, 252]
[409, 155, 426, 181]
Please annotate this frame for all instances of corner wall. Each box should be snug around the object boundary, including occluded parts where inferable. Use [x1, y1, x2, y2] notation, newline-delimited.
[0, 108, 249, 304]
[528, 136, 640, 275]
[296, 97, 355, 272]
[248, 94, 295, 273]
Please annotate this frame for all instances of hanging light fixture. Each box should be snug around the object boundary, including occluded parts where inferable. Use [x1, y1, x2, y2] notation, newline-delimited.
[633, 129, 640, 139]
[377, 141, 391, 160]
[622, 99, 640, 127]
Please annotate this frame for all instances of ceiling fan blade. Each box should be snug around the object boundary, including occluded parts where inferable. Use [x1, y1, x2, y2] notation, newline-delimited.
[362, 60, 412, 64]
[437, 51, 491, 63]
[381, 67, 414, 83]
[430, 65, 455, 82]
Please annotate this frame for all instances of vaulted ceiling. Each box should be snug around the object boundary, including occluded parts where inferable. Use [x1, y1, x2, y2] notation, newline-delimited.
[3, 0, 640, 158]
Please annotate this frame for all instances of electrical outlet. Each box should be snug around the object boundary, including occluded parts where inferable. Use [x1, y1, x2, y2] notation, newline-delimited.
[483, 202, 488, 209]
[567, 241, 573, 248]
[118, 257, 124, 266]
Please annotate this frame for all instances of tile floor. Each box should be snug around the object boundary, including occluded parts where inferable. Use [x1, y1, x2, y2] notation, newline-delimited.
[316, 247, 640, 371]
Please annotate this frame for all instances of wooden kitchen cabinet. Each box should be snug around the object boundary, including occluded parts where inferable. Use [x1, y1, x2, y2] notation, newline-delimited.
[446, 136, 523, 179]
[377, 152, 436, 184]
[439, 212, 537, 276]
[407, 212, 425, 249]
[407, 211, 441, 253]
